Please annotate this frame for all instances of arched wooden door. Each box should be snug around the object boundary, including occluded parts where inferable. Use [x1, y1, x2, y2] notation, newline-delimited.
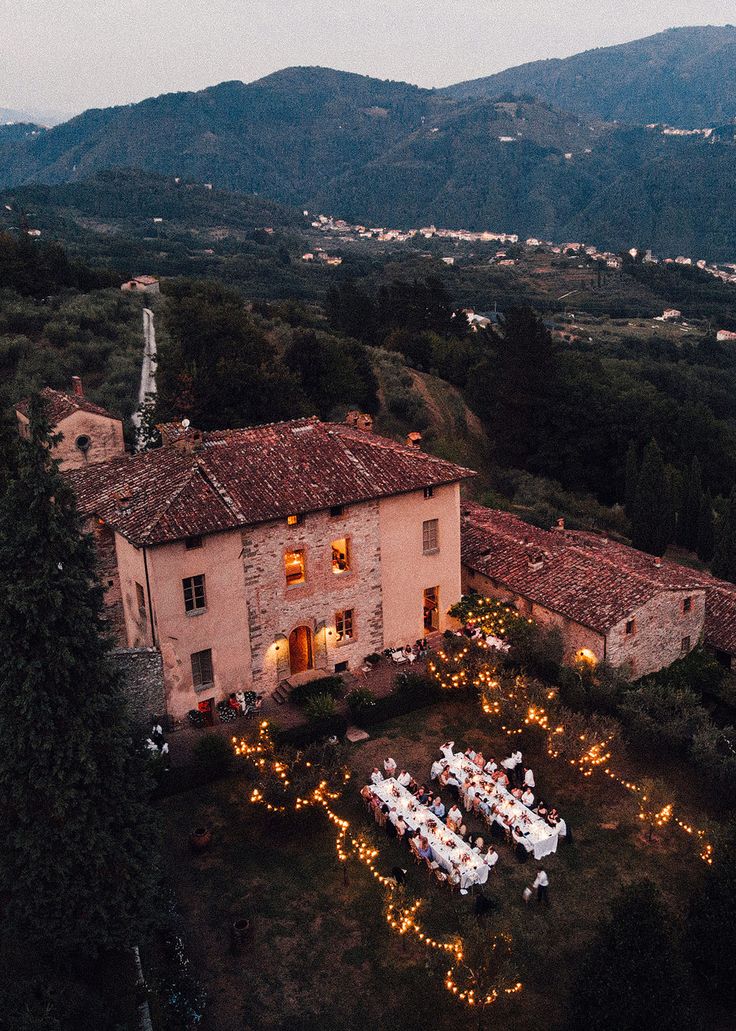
[289, 625, 314, 676]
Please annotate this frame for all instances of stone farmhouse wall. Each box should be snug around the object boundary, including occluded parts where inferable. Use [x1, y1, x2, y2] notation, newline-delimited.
[17, 409, 126, 471]
[110, 647, 165, 731]
[605, 588, 706, 678]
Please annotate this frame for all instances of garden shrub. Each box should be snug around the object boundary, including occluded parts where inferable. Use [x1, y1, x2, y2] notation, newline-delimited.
[273, 715, 348, 748]
[193, 732, 233, 778]
[305, 692, 337, 721]
[346, 686, 376, 717]
[619, 683, 710, 755]
[289, 675, 343, 705]
[353, 675, 443, 727]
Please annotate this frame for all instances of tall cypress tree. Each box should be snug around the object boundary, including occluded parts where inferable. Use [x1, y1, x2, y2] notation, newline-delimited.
[568, 881, 690, 1031]
[624, 440, 639, 516]
[678, 456, 703, 551]
[631, 439, 673, 556]
[697, 490, 716, 563]
[712, 488, 736, 583]
[0, 398, 160, 957]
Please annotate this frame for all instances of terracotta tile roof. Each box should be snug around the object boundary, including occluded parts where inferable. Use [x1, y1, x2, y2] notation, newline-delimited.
[67, 418, 475, 546]
[15, 387, 115, 424]
[462, 503, 736, 653]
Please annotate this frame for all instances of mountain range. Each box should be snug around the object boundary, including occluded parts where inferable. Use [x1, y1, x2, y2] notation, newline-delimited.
[3, 27, 736, 259]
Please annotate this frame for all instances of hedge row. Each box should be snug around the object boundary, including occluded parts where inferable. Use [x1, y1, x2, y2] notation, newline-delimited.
[289, 675, 344, 706]
[352, 674, 444, 727]
[274, 714, 349, 748]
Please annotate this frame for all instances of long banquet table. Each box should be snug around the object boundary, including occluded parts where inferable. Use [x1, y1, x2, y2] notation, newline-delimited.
[443, 751, 560, 861]
[369, 777, 489, 890]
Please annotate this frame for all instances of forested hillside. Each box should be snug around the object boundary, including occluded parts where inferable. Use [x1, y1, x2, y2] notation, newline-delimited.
[446, 25, 736, 126]
[3, 62, 736, 258]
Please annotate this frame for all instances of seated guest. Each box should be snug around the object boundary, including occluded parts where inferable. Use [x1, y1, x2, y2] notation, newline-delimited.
[484, 757, 498, 774]
[438, 765, 452, 788]
[484, 845, 499, 869]
[473, 751, 485, 769]
[384, 757, 397, 778]
[547, 807, 560, 827]
[494, 769, 510, 789]
[472, 836, 485, 853]
[535, 800, 548, 818]
[360, 785, 373, 802]
[388, 806, 400, 826]
[465, 747, 477, 761]
[511, 787, 523, 800]
[430, 757, 445, 781]
[417, 835, 432, 860]
[397, 769, 412, 788]
[370, 767, 384, 785]
[430, 796, 446, 820]
[407, 777, 419, 794]
[555, 817, 568, 841]
[458, 824, 467, 838]
[446, 804, 463, 832]
[417, 784, 431, 805]
[521, 787, 535, 807]
[395, 816, 407, 839]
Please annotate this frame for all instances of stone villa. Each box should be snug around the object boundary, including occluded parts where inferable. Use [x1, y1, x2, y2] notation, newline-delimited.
[15, 382, 736, 724]
[65, 415, 473, 723]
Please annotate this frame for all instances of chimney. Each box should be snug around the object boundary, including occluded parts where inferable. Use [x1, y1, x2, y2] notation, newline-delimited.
[555, 517, 565, 531]
[526, 549, 545, 572]
[345, 411, 373, 432]
[653, 557, 662, 568]
[71, 376, 83, 397]
[406, 431, 422, 449]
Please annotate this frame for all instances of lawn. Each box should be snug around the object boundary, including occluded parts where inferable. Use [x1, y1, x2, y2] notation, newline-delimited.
[154, 692, 718, 1031]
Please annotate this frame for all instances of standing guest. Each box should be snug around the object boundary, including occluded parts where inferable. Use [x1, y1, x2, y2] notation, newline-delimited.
[523, 767, 535, 789]
[370, 767, 384, 785]
[555, 816, 568, 842]
[430, 757, 445, 780]
[501, 750, 522, 772]
[384, 757, 397, 779]
[446, 804, 463, 832]
[440, 741, 456, 762]
[521, 787, 535, 807]
[395, 816, 407, 839]
[430, 796, 446, 820]
[533, 869, 550, 906]
[397, 769, 412, 788]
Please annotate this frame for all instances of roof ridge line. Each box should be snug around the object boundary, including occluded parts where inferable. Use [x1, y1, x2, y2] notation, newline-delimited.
[193, 456, 248, 523]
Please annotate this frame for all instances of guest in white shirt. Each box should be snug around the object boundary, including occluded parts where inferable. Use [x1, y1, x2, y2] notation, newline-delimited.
[397, 770, 412, 788]
[533, 869, 550, 905]
[521, 788, 535, 807]
[555, 817, 567, 841]
[370, 768, 384, 785]
[484, 758, 498, 774]
[440, 740, 455, 762]
[446, 805, 463, 831]
[383, 757, 397, 778]
[523, 767, 535, 788]
[430, 758, 444, 780]
[484, 846, 499, 869]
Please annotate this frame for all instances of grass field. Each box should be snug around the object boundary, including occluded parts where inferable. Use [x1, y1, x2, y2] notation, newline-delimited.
[155, 692, 725, 1031]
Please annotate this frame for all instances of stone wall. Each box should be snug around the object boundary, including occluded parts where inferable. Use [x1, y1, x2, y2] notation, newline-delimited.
[242, 501, 384, 693]
[52, 410, 125, 471]
[90, 519, 127, 644]
[110, 647, 166, 731]
[606, 588, 706, 678]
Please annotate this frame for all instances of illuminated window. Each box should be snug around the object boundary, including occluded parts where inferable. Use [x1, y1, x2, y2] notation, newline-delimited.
[331, 538, 351, 574]
[183, 574, 206, 612]
[423, 586, 439, 632]
[287, 513, 303, 526]
[422, 518, 439, 553]
[135, 581, 146, 617]
[625, 619, 635, 635]
[683, 596, 692, 613]
[285, 549, 306, 585]
[335, 609, 354, 642]
[191, 648, 214, 689]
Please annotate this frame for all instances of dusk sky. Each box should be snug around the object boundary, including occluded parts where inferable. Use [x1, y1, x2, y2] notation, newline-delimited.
[3, 1, 735, 118]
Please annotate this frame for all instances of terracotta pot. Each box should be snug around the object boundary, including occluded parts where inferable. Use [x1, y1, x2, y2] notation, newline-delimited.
[231, 917, 251, 955]
[190, 826, 212, 851]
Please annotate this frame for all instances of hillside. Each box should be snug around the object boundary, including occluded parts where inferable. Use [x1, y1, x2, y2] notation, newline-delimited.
[3, 61, 736, 258]
[444, 25, 736, 127]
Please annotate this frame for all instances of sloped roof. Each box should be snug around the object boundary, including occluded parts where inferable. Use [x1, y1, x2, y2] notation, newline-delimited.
[67, 418, 474, 546]
[15, 387, 116, 424]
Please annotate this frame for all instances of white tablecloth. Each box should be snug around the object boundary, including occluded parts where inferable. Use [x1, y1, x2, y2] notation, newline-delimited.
[370, 778, 489, 889]
[445, 752, 559, 861]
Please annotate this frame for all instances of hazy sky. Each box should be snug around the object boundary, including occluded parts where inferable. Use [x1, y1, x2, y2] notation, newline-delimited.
[2, 0, 735, 117]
